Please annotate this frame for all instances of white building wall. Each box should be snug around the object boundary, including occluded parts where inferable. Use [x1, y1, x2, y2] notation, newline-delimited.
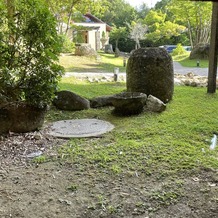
[88, 30, 97, 49]
[74, 23, 109, 50]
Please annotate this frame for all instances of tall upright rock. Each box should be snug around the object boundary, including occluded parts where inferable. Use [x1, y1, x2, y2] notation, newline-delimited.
[126, 48, 174, 103]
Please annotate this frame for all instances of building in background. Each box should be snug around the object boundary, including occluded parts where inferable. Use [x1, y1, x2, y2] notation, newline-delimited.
[73, 13, 112, 51]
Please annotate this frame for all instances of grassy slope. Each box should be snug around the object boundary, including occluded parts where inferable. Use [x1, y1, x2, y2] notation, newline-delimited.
[59, 52, 126, 73]
[59, 51, 210, 72]
[173, 53, 209, 68]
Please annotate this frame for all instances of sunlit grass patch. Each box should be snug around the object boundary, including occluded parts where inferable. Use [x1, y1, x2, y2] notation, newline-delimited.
[172, 53, 210, 68]
[59, 52, 126, 73]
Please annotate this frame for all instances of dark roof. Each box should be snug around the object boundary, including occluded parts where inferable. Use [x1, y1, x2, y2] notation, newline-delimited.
[84, 13, 112, 32]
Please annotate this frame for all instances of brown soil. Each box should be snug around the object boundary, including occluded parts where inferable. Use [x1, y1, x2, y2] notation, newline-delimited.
[0, 132, 218, 218]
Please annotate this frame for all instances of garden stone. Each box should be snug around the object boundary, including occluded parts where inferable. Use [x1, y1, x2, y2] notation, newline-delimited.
[174, 78, 182, 86]
[104, 44, 114, 54]
[111, 92, 147, 116]
[126, 47, 174, 103]
[90, 95, 114, 108]
[146, 95, 166, 113]
[53, 90, 90, 111]
[75, 43, 97, 57]
[190, 43, 209, 60]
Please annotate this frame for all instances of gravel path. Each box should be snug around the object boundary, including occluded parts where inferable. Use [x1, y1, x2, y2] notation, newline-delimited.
[64, 61, 211, 78]
[173, 62, 209, 76]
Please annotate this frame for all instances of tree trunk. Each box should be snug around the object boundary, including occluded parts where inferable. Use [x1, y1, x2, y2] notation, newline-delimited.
[115, 39, 118, 49]
[7, 0, 15, 43]
[65, 2, 74, 35]
[187, 20, 194, 48]
[7, 0, 14, 19]
[207, 2, 218, 94]
[65, 0, 80, 35]
[136, 39, 140, 49]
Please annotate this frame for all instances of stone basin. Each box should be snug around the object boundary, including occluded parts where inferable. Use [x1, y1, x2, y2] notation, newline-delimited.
[111, 92, 147, 115]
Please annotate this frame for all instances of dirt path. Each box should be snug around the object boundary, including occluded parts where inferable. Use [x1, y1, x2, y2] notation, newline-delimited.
[0, 132, 218, 218]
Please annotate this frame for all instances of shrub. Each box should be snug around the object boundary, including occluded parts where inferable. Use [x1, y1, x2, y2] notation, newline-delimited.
[60, 35, 75, 53]
[172, 43, 187, 56]
[0, 0, 64, 108]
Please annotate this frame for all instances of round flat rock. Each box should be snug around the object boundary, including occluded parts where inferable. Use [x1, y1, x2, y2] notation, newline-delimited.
[47, 119, 114, 138]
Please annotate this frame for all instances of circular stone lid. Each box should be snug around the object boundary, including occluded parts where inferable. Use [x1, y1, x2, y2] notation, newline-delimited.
[47, 119, 114, 138]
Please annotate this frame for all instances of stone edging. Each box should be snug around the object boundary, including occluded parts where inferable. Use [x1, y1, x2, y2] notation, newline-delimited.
[64, 72, 218, 88]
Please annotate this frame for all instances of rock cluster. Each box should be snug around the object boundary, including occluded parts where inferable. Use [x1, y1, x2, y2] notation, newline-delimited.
[174, 73, 210, 87]
[53, 90, 166, 115]
[54, 72, 217, 115]
[66, 72, 214, 88]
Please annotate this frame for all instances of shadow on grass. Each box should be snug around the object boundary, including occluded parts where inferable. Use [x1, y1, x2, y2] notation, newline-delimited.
[100, 53, 116, 59]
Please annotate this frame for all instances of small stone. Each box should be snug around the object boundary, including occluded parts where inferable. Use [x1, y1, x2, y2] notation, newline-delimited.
[58, 198, 72, 205]
[192, 177, 200, 182]
[208, 183, 216, 187]
[34, 134, 42, 140]
[190, 81, 198, 87]
[146, 95, 166, 113]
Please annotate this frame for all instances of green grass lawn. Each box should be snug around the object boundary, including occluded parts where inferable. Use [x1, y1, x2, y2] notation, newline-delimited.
[59, 52, 126, 73]
[173, 53, 209, 68]
[47, 78, 218, 177]
[59, 77, 126, 99]
[60, 51, 211, 72]
[43, 55, 218, 215]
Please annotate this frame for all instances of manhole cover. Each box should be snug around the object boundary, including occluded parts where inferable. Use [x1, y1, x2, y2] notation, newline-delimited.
[47, 119, 114, 138]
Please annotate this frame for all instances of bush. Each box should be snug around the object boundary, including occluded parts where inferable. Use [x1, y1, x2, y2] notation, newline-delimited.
[60, 35, 75, 53]
[0, 0, 64, 108]
[172, 43, 187, 56]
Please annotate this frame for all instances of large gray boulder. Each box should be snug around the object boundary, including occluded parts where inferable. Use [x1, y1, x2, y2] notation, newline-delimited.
[126, 47, 174, 103]
[53, 90, 90, 111]
[104, 44, 114, 54]
[146, 95, 166, 113]
[190, 43, 209, 60]
[75, 44, 97, 57]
